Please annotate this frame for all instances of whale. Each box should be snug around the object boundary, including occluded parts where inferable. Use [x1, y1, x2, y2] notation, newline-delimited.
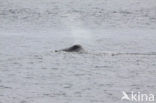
[55, 44, 84, 52]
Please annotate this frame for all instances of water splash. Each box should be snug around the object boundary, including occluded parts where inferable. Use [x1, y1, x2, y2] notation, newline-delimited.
[62, 13, 94, 45]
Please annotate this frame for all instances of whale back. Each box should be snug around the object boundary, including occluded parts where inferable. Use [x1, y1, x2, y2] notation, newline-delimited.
[55, 45, 84, 52]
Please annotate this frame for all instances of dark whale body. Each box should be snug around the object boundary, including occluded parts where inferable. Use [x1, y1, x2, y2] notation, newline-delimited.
[55, 44, 84, 52]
